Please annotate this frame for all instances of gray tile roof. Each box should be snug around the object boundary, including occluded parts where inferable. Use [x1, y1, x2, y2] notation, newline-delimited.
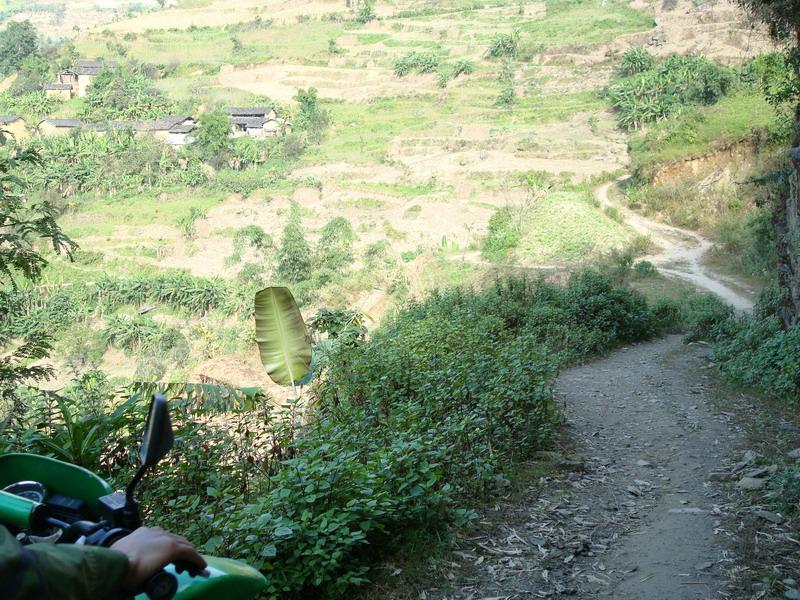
[226, 107, 274, 117]
[230, 116, 267, 128]
[85, 121, 133, 131]
[44, 83, 73, 90]
[169, 122, 196, 134]
[0, 115, 23, 124]
[138, 115, 192, 132]
[73, 59, 117, 76]
[41, 119, 81, 128]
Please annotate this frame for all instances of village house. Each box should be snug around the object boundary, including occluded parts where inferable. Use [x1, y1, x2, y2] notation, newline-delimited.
[37, 118, 81, 136]
[54, 59, 118, 98]
[0, 116, 29, 141]
[43, 83, 74, 101]
[136, 115, 196, 146]
[226, 107, 285, 139]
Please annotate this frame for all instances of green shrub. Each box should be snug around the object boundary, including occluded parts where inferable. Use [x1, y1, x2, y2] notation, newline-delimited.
[487, 30, 520, 59]
[79, 63, 177, 122]
[208, 169, 277, 196]
[277, 201, 312, 282]
[633, 260, 657, 276]
[707, 288, 800, 402]
[482, 206, 519, 260]
[681, 293, 735, 342]
[618, 46, 655, 76]
[393, 51, 441, 77]
[610, 55, 736, 130]
[315, 217, 355, 272]
[4, 273, 671, 598]
[451, 59, 475, 77]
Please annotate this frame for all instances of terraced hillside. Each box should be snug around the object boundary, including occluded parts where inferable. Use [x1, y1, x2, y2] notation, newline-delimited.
[1, 0, 777, 392]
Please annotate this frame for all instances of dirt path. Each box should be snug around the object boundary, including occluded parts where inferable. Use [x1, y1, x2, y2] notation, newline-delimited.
[597, 179, 755, 311]
[447, 179, 756, 313]
[417, 335, 744, 599]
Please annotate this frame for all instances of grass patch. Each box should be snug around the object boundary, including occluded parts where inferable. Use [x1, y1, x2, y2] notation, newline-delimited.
[519, 0, 653, 48]
[306, 88, 607, 166]
[629, 92, 787, 175]
[60, 188, 227, 238]
[75, 20, 344, 67]
[515, 191, 633, 262]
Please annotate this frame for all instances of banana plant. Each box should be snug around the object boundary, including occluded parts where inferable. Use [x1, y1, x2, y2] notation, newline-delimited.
[254, 287, 312, 394]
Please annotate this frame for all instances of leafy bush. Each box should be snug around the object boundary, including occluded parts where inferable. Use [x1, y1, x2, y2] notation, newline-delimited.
[294, 87, 331, 144]
[618, 46, 655, 76]
[27, 129, 204, 197]
[79, 63, 177, 122]
[681, 293, 735, 342]
[315, 217, 355, 272]
[355, 0, 376, 23]
[487, 30, 520, 59]
[482, 206, 519, 259]
[393, 51, 441, 77]
[2, 272, 673, 597]
[702, 286, 800, 403]
[277, 201, 312, 282]
[208, 168, 277, 196]
[495, 60, 516, 108]
[0, 91, 61, 121]
[610, 55, 736, 130]
[452, 59, 475, 77]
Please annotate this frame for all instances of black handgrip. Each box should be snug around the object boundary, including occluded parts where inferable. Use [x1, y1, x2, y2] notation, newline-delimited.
[142, 569, 178, 600]
[173, 559, 209, 578]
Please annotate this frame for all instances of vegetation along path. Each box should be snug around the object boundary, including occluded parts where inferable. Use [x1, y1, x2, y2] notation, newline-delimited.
[420, 336, 744, 599]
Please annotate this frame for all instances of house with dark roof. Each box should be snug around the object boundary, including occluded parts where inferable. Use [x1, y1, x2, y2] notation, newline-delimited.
[37, 118, 82, 136]
[136, 115, 196, 145]
[227, 107, 277, 120]
[0, 116, 29, 141]
[55, 59, 118, 98]
[43, 82, 74, 100]
[226, 107, 284, 139]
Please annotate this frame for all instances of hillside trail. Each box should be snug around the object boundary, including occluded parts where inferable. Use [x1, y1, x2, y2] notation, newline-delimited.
[419, 335, 746, 600]
[410, 182, 757, 599]
[450, 178, 755, 311]
[596, 179, 754, 311]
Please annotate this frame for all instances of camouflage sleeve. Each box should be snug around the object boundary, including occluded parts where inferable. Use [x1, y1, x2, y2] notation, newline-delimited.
[0, 525, 130, 600]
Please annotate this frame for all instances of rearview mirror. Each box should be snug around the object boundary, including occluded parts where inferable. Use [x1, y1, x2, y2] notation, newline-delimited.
[140, 394, 174, 468]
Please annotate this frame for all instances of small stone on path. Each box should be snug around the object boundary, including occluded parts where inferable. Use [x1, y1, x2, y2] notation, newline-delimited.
[754, 510, 783, 524]
[737, 477, 765, 490]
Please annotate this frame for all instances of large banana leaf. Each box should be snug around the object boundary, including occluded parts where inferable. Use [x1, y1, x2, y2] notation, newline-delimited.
[254, 287, 312, 386]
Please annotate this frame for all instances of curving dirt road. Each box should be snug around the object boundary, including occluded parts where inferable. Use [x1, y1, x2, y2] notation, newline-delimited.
[596, 179, 755, 311]
[451, 179, 756, 312]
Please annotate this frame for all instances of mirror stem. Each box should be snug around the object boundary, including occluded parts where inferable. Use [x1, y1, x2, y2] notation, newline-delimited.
[126, 464, 148, 502]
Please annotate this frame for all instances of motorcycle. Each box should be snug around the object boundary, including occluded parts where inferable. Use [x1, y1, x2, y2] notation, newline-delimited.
[0, 394, 267, 600]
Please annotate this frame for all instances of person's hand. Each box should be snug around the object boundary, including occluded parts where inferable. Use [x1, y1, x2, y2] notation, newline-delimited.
[110, 526, 207, 592]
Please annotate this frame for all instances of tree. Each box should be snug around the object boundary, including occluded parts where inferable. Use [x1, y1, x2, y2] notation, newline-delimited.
[9, 55, 50, 96]
[277, 201, 311, 282]
[293, 87, 331, 144]
[315, 217, 354, 272]
[737, 0, 800, 325]
[194, 110, 233, 162]
[79, 63, 176, 122]
[0, 21, 39, 77]
[0, 133, 76, 399]
[356, 0, 376, 23]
